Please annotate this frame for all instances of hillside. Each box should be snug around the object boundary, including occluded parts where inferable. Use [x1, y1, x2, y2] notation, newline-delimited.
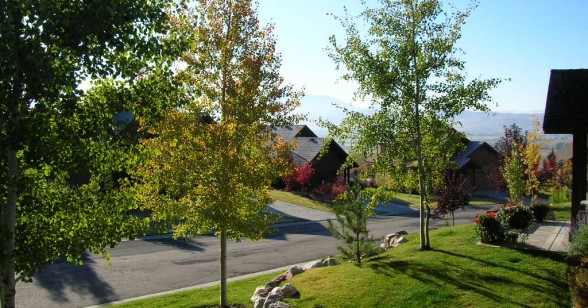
[299, 95, 571, 152]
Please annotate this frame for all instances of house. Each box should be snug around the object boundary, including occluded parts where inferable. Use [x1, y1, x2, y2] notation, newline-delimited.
[453, 138, 501, 192]
[272, 125, 353, 187]
[543, 69, 588, 226]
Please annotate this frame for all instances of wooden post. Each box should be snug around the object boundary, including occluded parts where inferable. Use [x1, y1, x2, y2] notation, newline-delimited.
[571, 133, 587, 232]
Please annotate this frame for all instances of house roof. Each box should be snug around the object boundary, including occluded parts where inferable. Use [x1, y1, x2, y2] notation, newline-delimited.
[453, 140, 498, 169]
[292, 137, 325, 164]
[272, 125, 352, 166]
[544, 69, 588, 134]
[271, 125, 317, 142]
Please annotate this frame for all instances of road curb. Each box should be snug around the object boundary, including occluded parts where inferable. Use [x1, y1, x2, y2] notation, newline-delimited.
[84, 262, 316, 307]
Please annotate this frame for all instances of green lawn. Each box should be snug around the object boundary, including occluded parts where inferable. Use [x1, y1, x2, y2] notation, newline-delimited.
[270, 190, 333, 212]
[551, 201, 571, 221]
[116, 224, 569, 307]
[392, 192, 501, 207]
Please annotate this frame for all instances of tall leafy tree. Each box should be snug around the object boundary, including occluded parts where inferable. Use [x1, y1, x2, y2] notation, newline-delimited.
[0, 1, 177, 306]
[133, 1, 302, 306]
[327, 0, 501, 249]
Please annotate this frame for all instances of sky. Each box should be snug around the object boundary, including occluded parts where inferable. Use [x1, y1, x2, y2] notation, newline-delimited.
[256, 0, 588, 114]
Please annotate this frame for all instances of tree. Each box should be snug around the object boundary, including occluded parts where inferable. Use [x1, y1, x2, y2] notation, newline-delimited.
[492, 123, 528, 191]
[495, 123, 528, 158]
[326, 0, 501, 250]
[522, 116, 545, 198]
[539, 149, 557, 185]
[132, 1, 302, 306]
[503, 147, 526, 202]
[327, 184, 378, 264]
[0, 1, 173, 306]
[433, 172, 471, 226]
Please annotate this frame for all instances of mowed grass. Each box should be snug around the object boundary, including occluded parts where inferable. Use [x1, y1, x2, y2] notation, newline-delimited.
[393, 192, 501, 207]
[551, 201, 571, 221]
[116, 224, 569, 308]
[270, 190, 333, 212]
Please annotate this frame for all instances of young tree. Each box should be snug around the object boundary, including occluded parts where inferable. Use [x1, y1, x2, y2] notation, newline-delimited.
[0, 1, 173, 306]
[492, 123, 528, 191]
[523, 116, 546, 198]
[133, 1, 302, 306]
[539, 149, 558, 185]
[433, 172, 471, 226]
[503, 147, 526, 202]
[327, 184, 378, 264]
[327, 0, 501, 250]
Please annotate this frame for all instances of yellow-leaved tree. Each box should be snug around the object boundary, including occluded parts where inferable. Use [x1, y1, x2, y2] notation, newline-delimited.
[133, 0, 303, 306]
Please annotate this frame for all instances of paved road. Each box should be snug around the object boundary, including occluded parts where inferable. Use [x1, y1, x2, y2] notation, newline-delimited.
[16, 204, 494, 308]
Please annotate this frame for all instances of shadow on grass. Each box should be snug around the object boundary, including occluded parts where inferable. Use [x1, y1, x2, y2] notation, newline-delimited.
[367, 248, 568, 307]
[35, 253, 119, 304]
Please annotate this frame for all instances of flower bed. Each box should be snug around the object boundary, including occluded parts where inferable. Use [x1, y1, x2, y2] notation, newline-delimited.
[474, 201, 534, 244]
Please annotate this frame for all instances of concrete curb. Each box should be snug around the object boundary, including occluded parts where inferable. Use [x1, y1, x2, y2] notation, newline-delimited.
[84, 261, 316, 307]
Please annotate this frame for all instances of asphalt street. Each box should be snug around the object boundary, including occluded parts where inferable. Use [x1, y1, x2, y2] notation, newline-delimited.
[16, 203, 494, 308]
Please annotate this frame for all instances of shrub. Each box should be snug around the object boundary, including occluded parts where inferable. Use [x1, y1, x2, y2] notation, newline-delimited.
[502, 202, 534, 231]
[568, 265, 588, 308]
[311, 175, 346, 202]
[531, 201, 550, 223]
[282, 163, 314, 192]
[569, 225, 588, 264]
[550, 186, 571, 204]
[474, 211, 504, 243]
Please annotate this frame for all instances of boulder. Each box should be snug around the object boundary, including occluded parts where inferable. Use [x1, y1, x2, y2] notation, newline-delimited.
[322, 257, 340, 267]
[263, 292, 284, 308]
[251, 286, 270, 302]
[285, 265, 304, 279]
[279, 283, 300, 299]
[303, 260, 323, 270]
[268, 301, 290, 308]
[252, 296, 265, 308]
[266, 274, 287, 289]
[392, 236, 408, 247]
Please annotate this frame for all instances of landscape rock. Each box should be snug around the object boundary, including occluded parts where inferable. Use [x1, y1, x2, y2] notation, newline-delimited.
[268, 301, 290, 308]
[278, 283, 300, 298]
[285, 265, 305, 279]
[251, 285, 270, 302]
[263, 292, 284, 308]
[252, 295, 265, 308]
[322, 257, 340, 267]
[303, 260, 323, 270]
[392, 236, 408, 247]
[266, 274, 287, 289]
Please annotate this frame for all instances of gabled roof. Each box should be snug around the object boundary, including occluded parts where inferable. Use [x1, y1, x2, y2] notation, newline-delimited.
[291, 137, 325, 164]
[453, 139, 499, 169]
[271, 125, 317, 142]
[544, 69, 588, 134]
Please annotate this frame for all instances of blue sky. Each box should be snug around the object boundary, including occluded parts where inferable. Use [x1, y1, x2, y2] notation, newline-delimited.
[257, 0, 588, 114]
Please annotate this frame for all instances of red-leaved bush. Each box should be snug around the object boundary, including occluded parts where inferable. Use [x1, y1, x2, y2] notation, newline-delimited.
[283, 163, 314, 192]
[433, 172, 471, 226]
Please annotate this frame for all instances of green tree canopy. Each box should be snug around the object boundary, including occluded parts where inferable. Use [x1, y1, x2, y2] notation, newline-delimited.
[0, 0, 180, 306]
[326, 0, 502, 249]
[132, 0, 303, 306]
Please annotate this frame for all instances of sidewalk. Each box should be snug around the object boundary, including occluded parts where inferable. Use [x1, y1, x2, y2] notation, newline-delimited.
[524, 220, 570, 252]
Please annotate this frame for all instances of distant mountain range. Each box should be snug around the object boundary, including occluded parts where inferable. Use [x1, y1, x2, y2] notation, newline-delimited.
[298, 95, 571, 152]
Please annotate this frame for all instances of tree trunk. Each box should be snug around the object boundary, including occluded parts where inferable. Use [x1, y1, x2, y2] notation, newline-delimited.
[219, 227, 228, 308]
[1, 147, 17, 308]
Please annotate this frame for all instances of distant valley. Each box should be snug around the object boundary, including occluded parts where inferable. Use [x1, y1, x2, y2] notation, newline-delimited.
[298, 95, 572, 152]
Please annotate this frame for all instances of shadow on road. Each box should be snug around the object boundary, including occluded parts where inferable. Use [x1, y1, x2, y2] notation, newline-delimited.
[268, 221, 332, 240]
[145, 237, 207, 252]
[34, 253, 119, 304]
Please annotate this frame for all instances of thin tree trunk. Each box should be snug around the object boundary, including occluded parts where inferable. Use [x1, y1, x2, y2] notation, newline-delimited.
[2, 147, 17, 308]
[220, 227, 227, 307]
